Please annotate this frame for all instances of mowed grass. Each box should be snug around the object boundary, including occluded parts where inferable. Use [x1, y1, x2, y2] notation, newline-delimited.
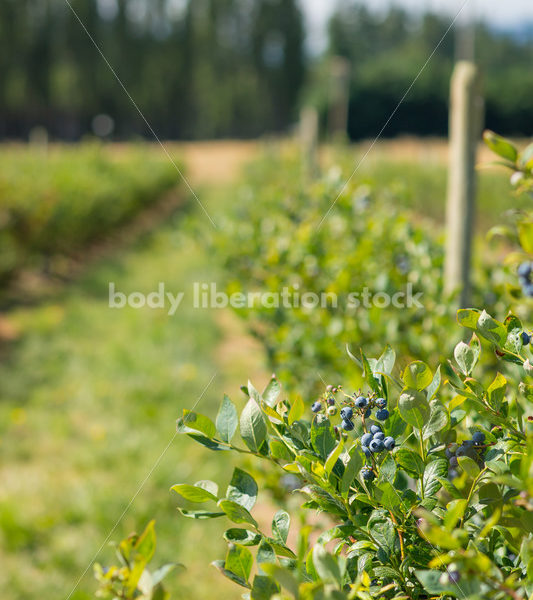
[0, 181, 265, 599]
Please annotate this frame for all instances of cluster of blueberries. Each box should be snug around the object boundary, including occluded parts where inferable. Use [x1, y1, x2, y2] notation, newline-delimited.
[337, 395, 389, 431]
[518, 261, 533, 298]
[446, 431, 486, 479]
[360, 425, 396, 481]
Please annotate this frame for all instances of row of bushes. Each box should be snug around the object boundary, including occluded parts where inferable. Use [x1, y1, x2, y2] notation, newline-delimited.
[0, 143, 178, 287]
[212, 150, 510, 396]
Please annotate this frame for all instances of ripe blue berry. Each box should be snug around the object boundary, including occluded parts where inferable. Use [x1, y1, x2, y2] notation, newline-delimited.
[456, 446, 467, 457]
[518, 261, 532, 278]
[448, 571, 461, 584]
[340, 406, 353, 420]
[364, 408, 371, 418]
[383, 436, 395, 450]
[369, 439, 384, 453]
[361, 432, 373, 446]
[375, 397, 387, 408]
[472, 431, 485, 445]
[311, 401, 322, 413]
[448, 468, 458, 479]
[370, 425, 381, 435]
[521, 331, 531, 345]
[361, 466, 375, 481]
[376, 408, 389, 421]
[355, 396, 369, 409]
[327, 397, 335, 406]
[373, 431, 385, 440]
[449, 456, 458, 468]
[445, 447, 454, 459]
[362, 446, 372, 458]
[341, 419, 354, 431]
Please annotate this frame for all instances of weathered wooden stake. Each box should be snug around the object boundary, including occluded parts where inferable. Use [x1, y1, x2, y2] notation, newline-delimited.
[444, 61, 483, 307]
[300, 106, 319, 181]
[328, 56, 350, 142]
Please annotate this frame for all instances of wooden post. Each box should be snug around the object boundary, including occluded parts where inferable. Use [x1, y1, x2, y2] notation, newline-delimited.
[444, 61, 484, 306]
[328, 56, 350, 142]
[300, 106, 319, 181]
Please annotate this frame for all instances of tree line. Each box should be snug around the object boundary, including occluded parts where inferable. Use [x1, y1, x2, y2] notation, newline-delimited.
[0, 0, 531, 140]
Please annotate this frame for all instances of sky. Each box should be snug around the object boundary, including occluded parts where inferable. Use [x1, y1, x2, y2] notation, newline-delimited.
[302, 0, 533, 52]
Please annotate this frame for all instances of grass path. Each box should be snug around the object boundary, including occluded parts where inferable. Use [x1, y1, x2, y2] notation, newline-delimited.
[0, 154, 267, 599]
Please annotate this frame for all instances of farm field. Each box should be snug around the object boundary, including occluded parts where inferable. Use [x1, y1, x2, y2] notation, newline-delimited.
[0, 138, 528, 599]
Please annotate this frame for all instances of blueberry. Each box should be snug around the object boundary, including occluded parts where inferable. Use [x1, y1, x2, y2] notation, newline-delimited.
[361, 432, 373, 446]
[445, 447, 454, 459]
[521, 331, 531, 345]
[311, 401, 322, 413]
[340, 406, 353, 420]
[376, 408, 389, 421]
[448, 571, 461, 584]
[361, 466, 375, 481]
[462, 439, 474, 447]
[449, 456, 458, 468]
[362, 446, 372, 458]
[518, 261, 532, 278]
[373, 431, 385, 440]
[472, 431, 485, 445]
[354, 396, 369, 409]
[383, 436, 395, 450]
[375, 397, 387, 408]
[369, 439, 384, 453]
[341, 419, 354, 431]
[364, 408, 371, 418]
[327, 397, 335, 406]
[327, 406, 337, 416]
[370, 425, 381, 435]
[448, 468, 458, 479]
[456, 446, 467, 457]
[524, 282, 533, 297]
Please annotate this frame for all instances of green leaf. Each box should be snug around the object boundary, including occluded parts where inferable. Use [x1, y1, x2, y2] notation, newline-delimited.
[399, 388, 430, 429]
[225, 543, 253, 584]
[212, 559, 250, 589]
[262, 375, 281, 407]
[422, 400, 449, 440]
[133, 520, 156, 563]
[272, 510, 290, 544]
[341, 445, 363, 496]
[260, 564, 299, 598]
[311, 414, 336, 460]
[177, 410, 216, 438]
[218, 499, 258, 528]
[324, 439, 344, 476]
[256, 539, 275, 566]
[223, 529, 261, 546]
[367, 511, 396, 554]
[375, 345, 396, 375]
[423, 459, 448, 497]
[299, 485, 347, 516]
[443, 499, 467, 531]
[487, 373, 506, 411]
[171, 484, 218, 503]
[454, 339, 478, 376]
[360, 349, 380, 393]
[402, 361, 433, 390]
[457, 308, 481, 330]
[483, 130, 518, 162]
[216, 394, 238, 443]
[426, 365, 441, 401]
[288, 395, 304, 425]
[187, 434, 229, 451]
[240, 398, 267, 453]
[477, 310, 507, 346]
[457, 456, 480, 478]
[270, 439, 293, 461]
[395, 448, 425, 478]
[251, 575, 280, 600]
[312, 544, 341, 586]
[195, 480, 218, 496]
[227, 468, 258, 511]
[178, 509, 225, 519]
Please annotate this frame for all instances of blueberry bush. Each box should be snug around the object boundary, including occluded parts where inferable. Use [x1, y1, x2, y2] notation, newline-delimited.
[168, 133, 532, 599]
[214, 152, 507, 396]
